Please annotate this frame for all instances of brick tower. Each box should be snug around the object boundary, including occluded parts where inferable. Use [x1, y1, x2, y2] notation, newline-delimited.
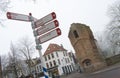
[68, 23, 106, 72]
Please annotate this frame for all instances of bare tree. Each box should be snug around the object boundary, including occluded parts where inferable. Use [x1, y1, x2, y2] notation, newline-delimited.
[1, 54, 9, 70]
[1, 42, 19, 78]
[0, 0, 36, 26]
[7, 42, 20, 78]
[0, 0, 10, 26]
[17, 36, 35, 74]
[0, 0, 10, 12]
[1, 41, 32, 78]
[105, 0, 120, 56]
[107, 0, 120, 22]
[95, 33, 106, 56]
[1, 54, 10, 78]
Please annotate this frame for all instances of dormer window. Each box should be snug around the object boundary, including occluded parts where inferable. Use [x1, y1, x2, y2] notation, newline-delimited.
[73, 30, 79, 38]
[47, 48, 50, 51]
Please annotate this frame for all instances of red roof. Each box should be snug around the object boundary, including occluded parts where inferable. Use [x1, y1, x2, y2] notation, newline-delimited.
[43, 43, 67, 56]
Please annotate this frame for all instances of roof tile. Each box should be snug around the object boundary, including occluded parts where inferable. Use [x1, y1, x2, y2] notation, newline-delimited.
[43, 43, 67, 56]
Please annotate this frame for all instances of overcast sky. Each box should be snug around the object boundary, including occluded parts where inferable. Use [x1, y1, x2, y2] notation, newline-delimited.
[0, 0, 116, 56]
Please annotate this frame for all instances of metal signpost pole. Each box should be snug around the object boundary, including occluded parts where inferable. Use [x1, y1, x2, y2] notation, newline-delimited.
[29, 13, 49, 78]
[36, 45, 49, 78]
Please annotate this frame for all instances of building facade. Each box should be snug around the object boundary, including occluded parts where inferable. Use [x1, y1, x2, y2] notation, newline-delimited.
[43, 43, 75, 76]
[68, 52, 78, 70]
[68, 23, 106, 72]
[32, 58, 44, 78]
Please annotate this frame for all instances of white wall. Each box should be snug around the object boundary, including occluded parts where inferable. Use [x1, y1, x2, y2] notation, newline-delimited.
[43, 51, 75, 75]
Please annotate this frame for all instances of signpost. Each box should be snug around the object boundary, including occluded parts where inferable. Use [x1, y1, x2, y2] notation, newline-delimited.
[33, 20, 59, 36]
[36, 28, 61, 44]
[34, 12, 56, 28]
[6, 12, 37, 22]
[6, 12, 61, 78]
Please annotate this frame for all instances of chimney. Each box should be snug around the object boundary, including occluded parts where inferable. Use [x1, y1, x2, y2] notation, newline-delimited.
[61, 44, 63, 48]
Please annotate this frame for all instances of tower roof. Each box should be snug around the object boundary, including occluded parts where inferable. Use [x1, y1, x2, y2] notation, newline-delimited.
[43, 43, 67, 56]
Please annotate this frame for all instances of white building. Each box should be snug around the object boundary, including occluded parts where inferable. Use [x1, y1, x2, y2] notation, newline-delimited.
[33, 58, 43, 78]
[43, 43, 75, 76]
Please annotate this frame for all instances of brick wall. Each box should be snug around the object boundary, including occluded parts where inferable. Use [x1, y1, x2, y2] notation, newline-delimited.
[106, 54, 120, 66]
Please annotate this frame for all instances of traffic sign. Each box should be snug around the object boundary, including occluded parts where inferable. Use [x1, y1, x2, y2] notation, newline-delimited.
[6, 12, 37, 22]
[36, 28, 61, 44]
[33, 20, 59, 36]
[34, 12, 56, 28]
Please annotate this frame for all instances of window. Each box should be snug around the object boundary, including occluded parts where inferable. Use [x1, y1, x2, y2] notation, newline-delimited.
[82, 59, 91, 66]
[85, 61, 91, 66]
[73, 30, 79, 38]
[48, 55, 51, 60]
[70, 57, 72, 61]
[66, 52, 68, 56]
[53, 60, 56, 66]
[63, 52, 65, 56]
[56, 52, 59, 57]
[36, 66, 39, 72]
[62, 67, 65, 74]
[44, 56, 47, 61]
[49, 62, 52, 67]
[46, 63, 49, 68]
[39, 65, 42, 71]
[51, 53, 54, 58]
[68, 58, 70, 63]
[58, 59, 61, 65]
[47, 48, 50, 51]
[65, 58, 67, 63]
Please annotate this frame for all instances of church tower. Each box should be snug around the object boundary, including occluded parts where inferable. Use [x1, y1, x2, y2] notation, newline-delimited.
[68, 23, 106, 72]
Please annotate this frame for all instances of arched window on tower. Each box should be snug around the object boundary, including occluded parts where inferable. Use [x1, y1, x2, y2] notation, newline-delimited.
[73, 30, 79, 38]
[82, 59, 91, 66]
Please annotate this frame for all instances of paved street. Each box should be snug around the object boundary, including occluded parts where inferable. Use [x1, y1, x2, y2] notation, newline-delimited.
[61, 63, 120, 78]
[61, 72, 88, 78]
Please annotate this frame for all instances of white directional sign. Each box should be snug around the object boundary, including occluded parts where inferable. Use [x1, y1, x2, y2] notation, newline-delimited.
[34, 12, 56, 28]
[36, 28, 61, 44]
[33, 20, 59, 36]
[6, 12, 37, 22]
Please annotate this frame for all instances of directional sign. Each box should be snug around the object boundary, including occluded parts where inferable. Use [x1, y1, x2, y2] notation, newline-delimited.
[36, 28, 61, 44]
[33, 20, 59, 36]
[6, 12, 37, 22]
[34, 12, 56, 28]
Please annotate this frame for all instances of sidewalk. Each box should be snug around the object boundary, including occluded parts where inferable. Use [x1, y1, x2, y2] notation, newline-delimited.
[61, 72, 88, 78]
[61, 62, 120, 78]
[91, 62, 120, 75]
